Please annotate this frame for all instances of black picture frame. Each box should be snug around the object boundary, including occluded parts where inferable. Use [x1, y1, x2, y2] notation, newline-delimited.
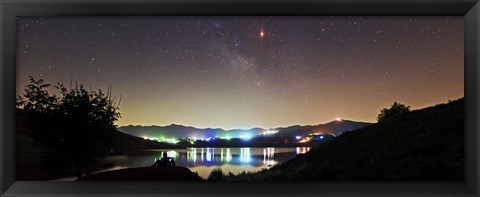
[1, 0, 479, 196]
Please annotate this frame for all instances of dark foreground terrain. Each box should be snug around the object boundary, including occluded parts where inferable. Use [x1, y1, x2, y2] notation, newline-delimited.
[17, 98, 463, 181]
[216, 98, 464, 181]
[77, 166, 202, 181]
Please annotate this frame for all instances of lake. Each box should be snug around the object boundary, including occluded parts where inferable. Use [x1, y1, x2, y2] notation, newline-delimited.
[100, 147, 311, 179]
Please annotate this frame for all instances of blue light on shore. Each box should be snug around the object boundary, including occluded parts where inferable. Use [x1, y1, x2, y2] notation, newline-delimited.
[240, 134, 252, 140]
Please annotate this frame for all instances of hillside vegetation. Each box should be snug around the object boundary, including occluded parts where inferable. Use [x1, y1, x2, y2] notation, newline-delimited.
[223, 98, 464, 181]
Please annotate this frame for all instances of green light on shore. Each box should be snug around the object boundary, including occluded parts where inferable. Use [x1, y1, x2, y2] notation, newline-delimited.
[144, 136, 179, 144]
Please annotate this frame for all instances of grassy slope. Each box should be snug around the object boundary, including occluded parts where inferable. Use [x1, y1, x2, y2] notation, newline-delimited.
[229, 98, 464, 181]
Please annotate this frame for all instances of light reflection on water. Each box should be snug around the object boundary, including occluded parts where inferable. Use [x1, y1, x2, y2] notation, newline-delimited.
[186, 147, 255, 164]
[98, 147, 311, 179]
[296, 147, 310, 154]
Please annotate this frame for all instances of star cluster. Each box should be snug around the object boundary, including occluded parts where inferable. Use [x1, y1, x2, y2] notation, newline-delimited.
[16, 16, 464, 129]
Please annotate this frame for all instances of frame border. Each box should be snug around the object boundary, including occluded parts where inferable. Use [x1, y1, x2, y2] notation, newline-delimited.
[1, 0, 479, 196]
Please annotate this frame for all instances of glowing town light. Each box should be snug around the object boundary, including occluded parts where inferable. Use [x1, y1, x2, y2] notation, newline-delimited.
[298, 137, 312, 143]
[223, 135, 232, 140]
[335, 117, 342, 121]
[260, 31, 265, 38]
[320, 136, 324, 139]
[240, 134, 252, 140]
[295, 136, 302, 140]
[262, 130, 278, 135]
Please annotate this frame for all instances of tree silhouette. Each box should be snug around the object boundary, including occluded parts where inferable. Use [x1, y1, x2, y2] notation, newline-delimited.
[377, 101, 411, 122]
[17, 76, 121, 179]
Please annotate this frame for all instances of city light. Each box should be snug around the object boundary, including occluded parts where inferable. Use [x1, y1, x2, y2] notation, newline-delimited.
[143, 136, 179, 144]
[261, 130, 279, 135]
[222, 135, 232, 140]
[298, 137, 312, 143]
[240, 134, 252, 140]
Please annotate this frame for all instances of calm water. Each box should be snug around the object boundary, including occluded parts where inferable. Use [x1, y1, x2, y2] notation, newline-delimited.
[102, 147, 311, 179]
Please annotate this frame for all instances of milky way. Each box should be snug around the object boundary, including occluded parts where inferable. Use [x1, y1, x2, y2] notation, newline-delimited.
[16, 16, 464, 129]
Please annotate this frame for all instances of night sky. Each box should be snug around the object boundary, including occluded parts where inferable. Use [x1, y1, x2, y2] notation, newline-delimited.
[16, 16, 464, 130]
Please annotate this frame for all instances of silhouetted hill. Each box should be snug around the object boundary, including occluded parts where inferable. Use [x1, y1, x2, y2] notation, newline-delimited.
[118, 120, 372, 140]
[275, 119, 372, 137]
[119, 124, 225, 139]
[227, 98, 464, 181]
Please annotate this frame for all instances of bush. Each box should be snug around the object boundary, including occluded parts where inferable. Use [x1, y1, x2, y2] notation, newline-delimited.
[207, 167, 225, 181]
[17, 76, 121, 179]
[377, 102, 411, 122]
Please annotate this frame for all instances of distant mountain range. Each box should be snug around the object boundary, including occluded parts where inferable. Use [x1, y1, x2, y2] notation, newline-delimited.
[117, 120, 372, 140]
